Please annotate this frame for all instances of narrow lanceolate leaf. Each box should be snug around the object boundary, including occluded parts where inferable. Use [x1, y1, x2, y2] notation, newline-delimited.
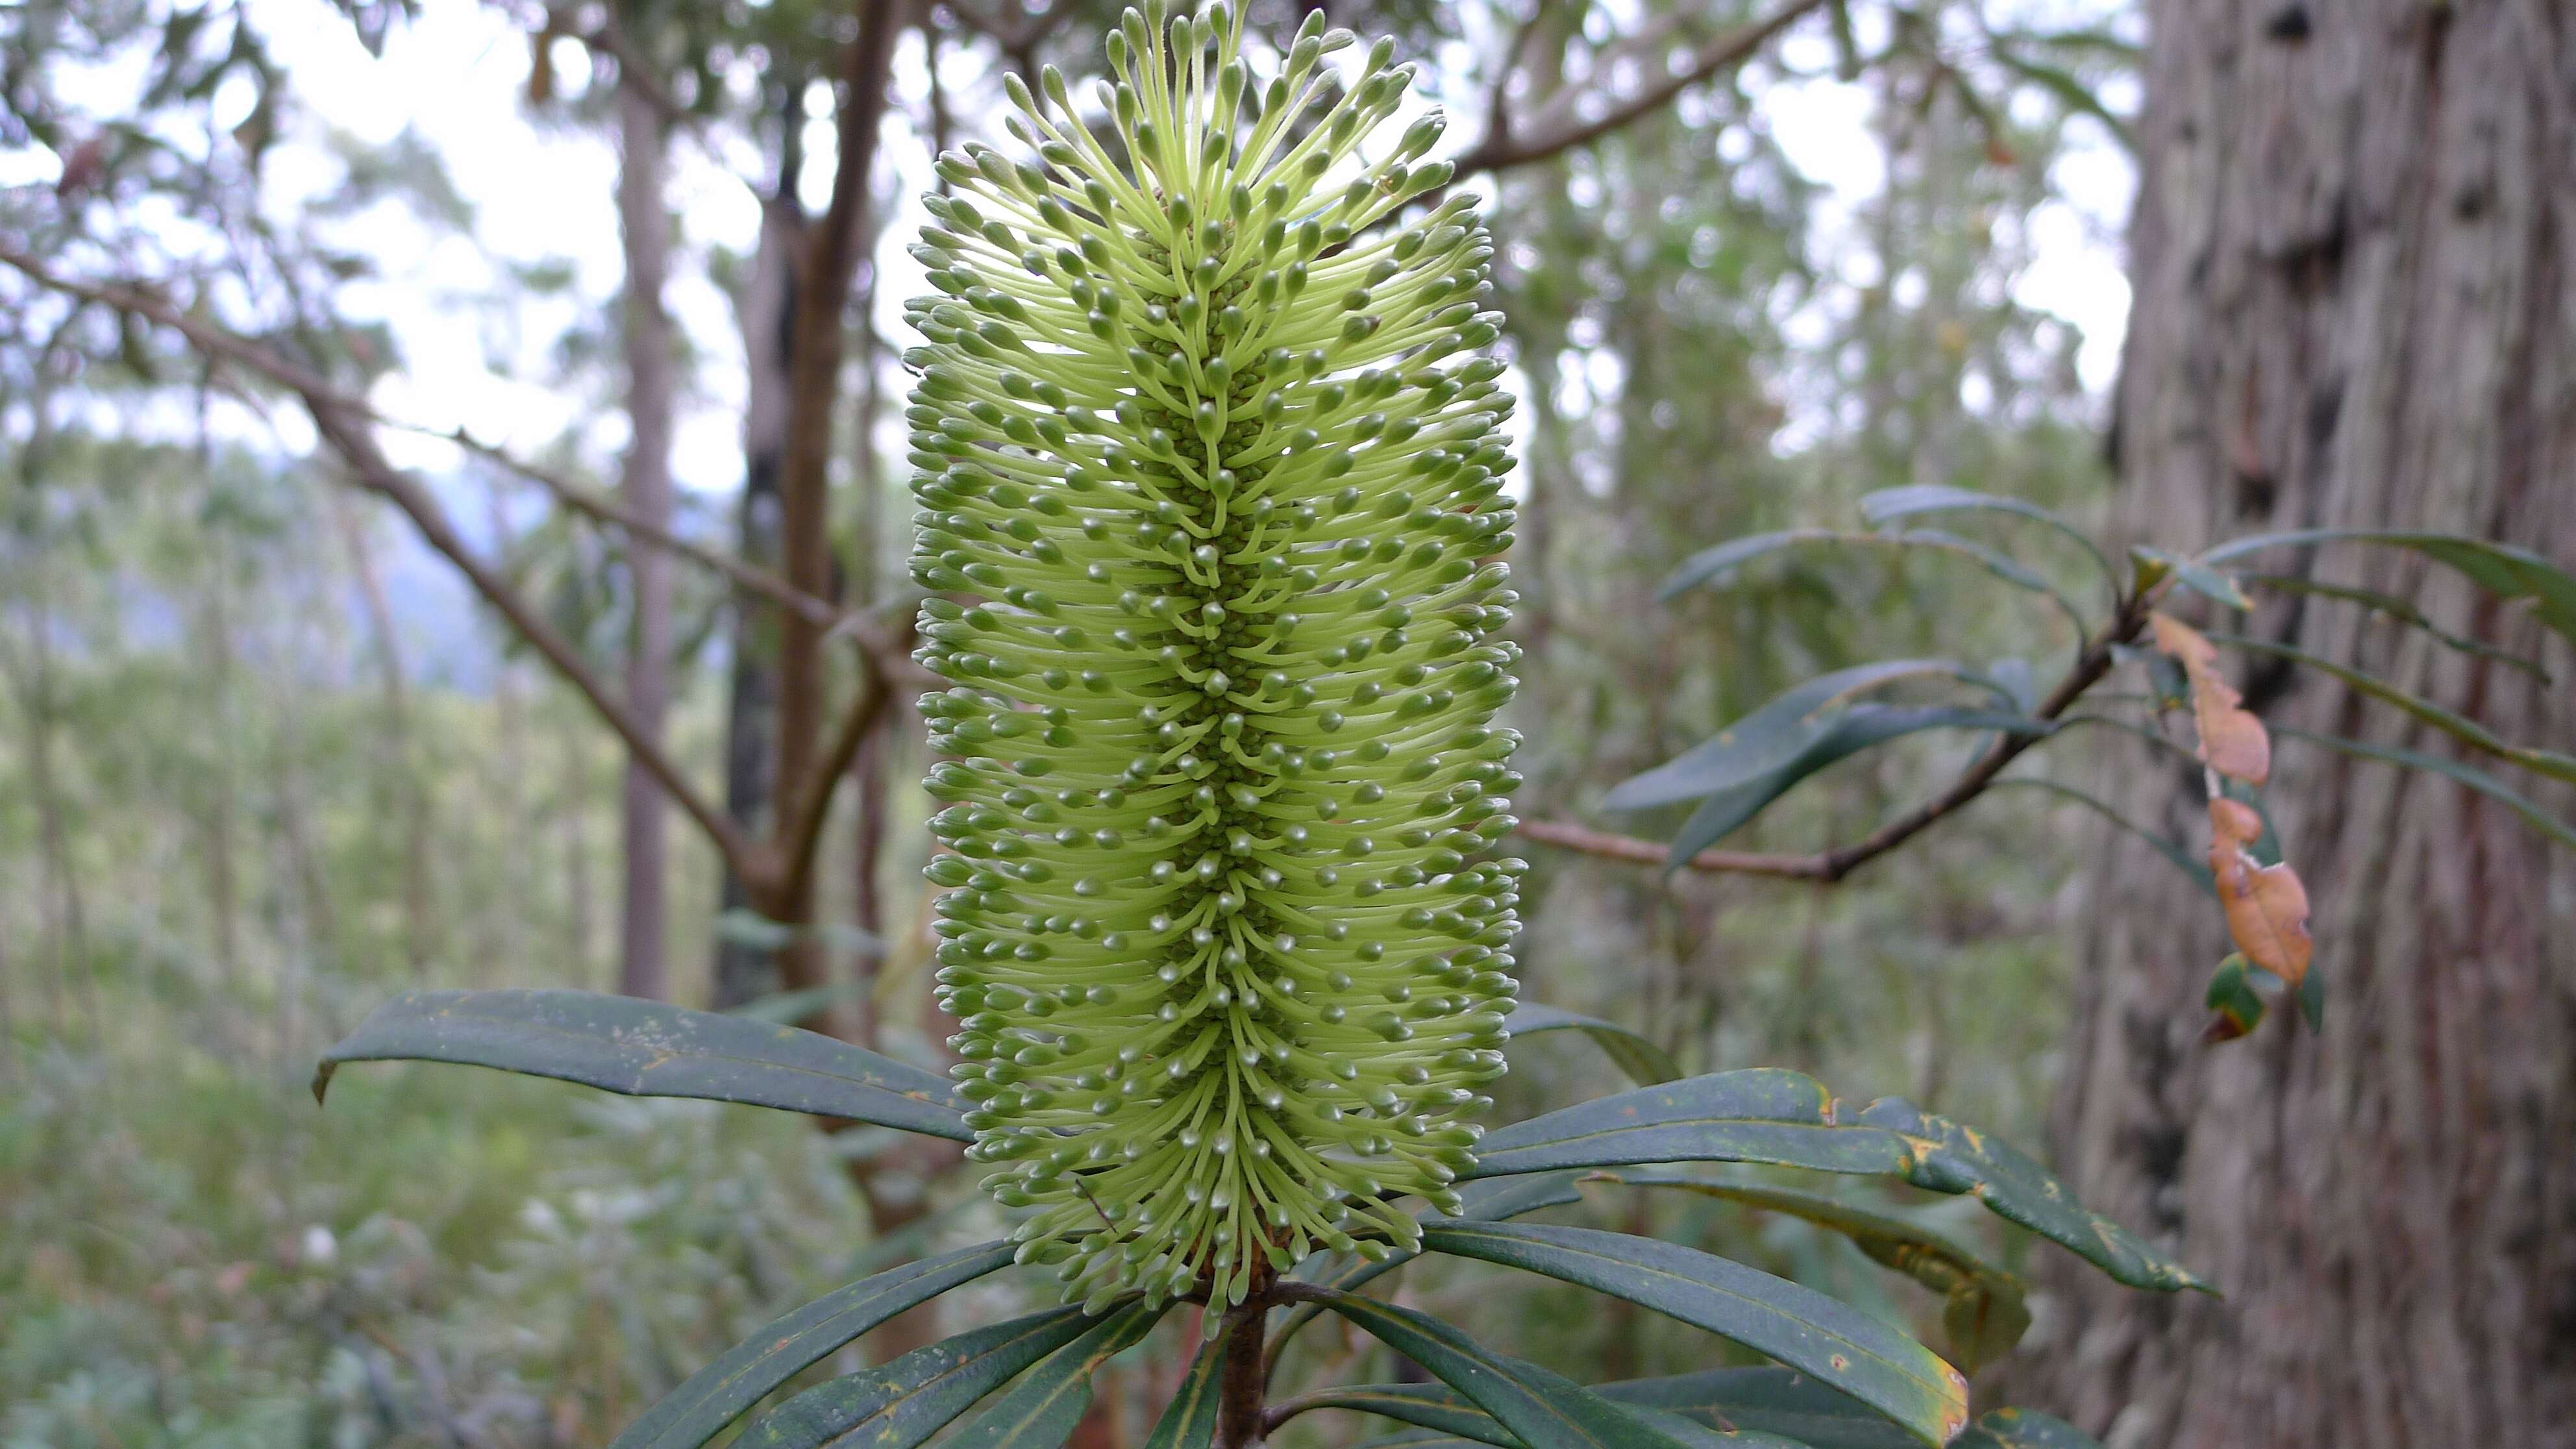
[1658, 705, 2054, 869]
[2196, 528, 2576, 645]
[1595, 1172, 2030, 1371]
[1950, 1407, 2106, 1448]
[947, 1300, 1166, 1449]
[1985, 780, 2214, 895]
[612, 1242, 1015, 1449]
[1857, 484, 2119, 591]
[1311, 1290, 1702, 1449]
[1506, 1003, 1683, 1085]
[2206, 799, 2312, 989]
[1605, 662, 1994, 811]
[1610, 1367, 1918, 1449]
[1467, 1072, 2207, 1294]
[1849, 1098, 2209, 1293]
[2207, 632, 2576, 784]
[2242, 573, 2551, 682]
[737, 1306, 1096, 1449]
[1658, 528, 2090, 634]
[1463, 1070, 1917, 1181]
[1291, 1382, 1810, 1449]
[2273, 726, 2576, 850]
[314, 990, 971, 1141]
[2147, 615, 2269, 784]
[1139, 1335, 1226, 1449]
[1417, 1220, 1970, 1446]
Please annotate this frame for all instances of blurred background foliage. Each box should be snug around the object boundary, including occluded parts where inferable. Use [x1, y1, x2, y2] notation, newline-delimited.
[1, 0, 2146, 1441]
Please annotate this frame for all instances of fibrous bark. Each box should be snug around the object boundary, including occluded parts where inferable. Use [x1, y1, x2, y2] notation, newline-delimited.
[2025, 5, 2576, 1445]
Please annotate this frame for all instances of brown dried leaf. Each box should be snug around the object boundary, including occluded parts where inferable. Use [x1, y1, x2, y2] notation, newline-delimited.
[2207, 799, 2312, 988]
[2151, 613, 2272, 784]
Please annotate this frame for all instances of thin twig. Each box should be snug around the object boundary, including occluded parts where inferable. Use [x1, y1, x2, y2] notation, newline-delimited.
[0, 245, 763, 879]
[1518, 587, 2160, 883]
[1454, 0, 1832, 175]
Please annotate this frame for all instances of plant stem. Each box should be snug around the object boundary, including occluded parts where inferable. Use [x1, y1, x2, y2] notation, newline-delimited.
[1214, 1301, 1270, 1449]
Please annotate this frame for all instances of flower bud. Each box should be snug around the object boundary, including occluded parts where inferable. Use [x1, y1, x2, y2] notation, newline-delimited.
[907, 2, 1515, 1309]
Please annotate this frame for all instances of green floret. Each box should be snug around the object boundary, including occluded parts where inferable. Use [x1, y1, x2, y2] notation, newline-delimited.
[907, 0, 1521, 1309]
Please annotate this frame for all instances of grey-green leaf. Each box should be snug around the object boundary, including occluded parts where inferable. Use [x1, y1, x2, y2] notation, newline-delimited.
[2205, 632, 2576, 784]
[1463, 1069, 1917, 1181]
[1417, 1220, 1970, 1446]
[1506, 1004, 1683, 1085]
[1655, 705, 2055, 868]
[1465, 1071, 2207, 1294]
[1594, 1172, 2029, 1371]
[2273, 726, 2576, 850]
[947, 1300, 1165, 1449]
[1985, 778, 2214, 895]
[737, 1306, 1096, 1449]
[2129, 544, 2249, 610]
[1857, 485, 2118, 590]
[314, 989, 972, 1141]
[2241, 573, 2550, 681]
[1309, 1291, 1702, 1449]
[1140, 1336, 1226, 1449]
[1604, 662, 1995, 812]
[613, 1242, 1014, 1449]
[2196, 528, 2576, 645]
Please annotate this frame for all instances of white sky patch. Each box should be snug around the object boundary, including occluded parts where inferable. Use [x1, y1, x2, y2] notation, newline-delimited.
[23, 0, 2138, 492]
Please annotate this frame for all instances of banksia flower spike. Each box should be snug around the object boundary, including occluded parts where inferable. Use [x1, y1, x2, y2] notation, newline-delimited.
[906, 0, 1522, 1310]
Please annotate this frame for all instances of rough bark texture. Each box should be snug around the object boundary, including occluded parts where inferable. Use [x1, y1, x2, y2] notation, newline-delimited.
[2024, 5, 2576, 1446]
[616, 77, 677, 1002]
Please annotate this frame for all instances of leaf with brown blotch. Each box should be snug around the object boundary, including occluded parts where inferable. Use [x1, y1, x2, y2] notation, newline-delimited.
[2151, 613, 2272, 784]
[2207, 800, 2312, 989]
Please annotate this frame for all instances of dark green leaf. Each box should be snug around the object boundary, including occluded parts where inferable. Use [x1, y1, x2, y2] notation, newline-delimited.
[1661, 529, 1837, 599]
[613, 1243, 1014, 1449]
[1604, 662, 1998, 811]
[1416, 1220, 1970, 1446]
[1139, 1336, 1225, 1449]
[2272, 726, 2576, 850]
[1655, 706, 2056, 868]
[314, 990, 972, 1141]
[1506, 1004, 1683, 1085]
[2195, 528, 2576, 645]
[2205, 632, 2576, 784]
[1611, 1368, 1918, 1449]
[1661, 527, 2089, 633]
[1849, 1098, 2209, 1293]
[737, 1306, 1096, 1449]
[1309, 1291, 1702, 1449]
[2297, 961, 2327, 1032]
[2242, 574, 2550, 682]
[1857, 485, 2118, 591]
[1595, 1172, 2029, 1371]
[1465, 1070, 1915, 1181]
[1296, 1383, 1809, 1449]
[2129, 545, 2248, 610]
[2201, 954, 2266, 1043]
[1466, 1072, 2207, 1294]
[1950, 1407, 2105, 1448]
[1986, 780, 2213, 894]
[947, 1300, 1165, 1449]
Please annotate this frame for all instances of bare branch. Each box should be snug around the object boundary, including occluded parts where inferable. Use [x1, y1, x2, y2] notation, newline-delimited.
[0, 245, 763, 880]
[1455, 0, 1832, 175]
[774, 673, 895, 906]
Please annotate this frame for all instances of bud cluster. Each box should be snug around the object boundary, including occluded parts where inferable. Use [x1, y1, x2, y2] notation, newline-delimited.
[907, 0, 1522, 1308]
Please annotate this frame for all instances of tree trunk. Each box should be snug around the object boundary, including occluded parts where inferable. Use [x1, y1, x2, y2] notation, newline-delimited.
[616, 75, 678, 1002]
[713, 190, 800, 1009]
[2024, 5, 2576, 1446]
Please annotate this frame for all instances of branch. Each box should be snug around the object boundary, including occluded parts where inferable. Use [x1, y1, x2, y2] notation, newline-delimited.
[1454, 0, 1832, 175]
[1518, 588, 2159, 884]
[554, 5, 687, 125]
[0, 246, 762, 880]
[772, 665, 896, 905]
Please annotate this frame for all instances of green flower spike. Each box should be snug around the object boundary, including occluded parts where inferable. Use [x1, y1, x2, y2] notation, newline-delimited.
[906, 0, 1522, 1311]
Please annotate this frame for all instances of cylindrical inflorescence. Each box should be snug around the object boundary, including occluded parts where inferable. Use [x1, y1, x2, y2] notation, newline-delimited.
[906, 0, 1522, 1309]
